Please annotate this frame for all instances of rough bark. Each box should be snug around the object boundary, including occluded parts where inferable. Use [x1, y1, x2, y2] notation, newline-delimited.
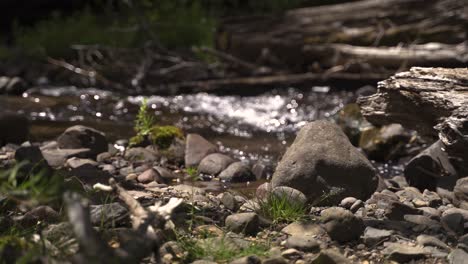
[217, 0, 467, 72]
[358, 67, 468, 174]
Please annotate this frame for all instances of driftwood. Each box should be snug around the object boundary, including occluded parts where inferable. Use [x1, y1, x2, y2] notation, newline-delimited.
[217, 0, 467, 72]
[64, 178, 182, 263]
[357, 67, 468, 174]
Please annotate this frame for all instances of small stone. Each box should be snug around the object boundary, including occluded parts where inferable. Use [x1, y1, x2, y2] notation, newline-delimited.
[403, 214, 440, 230]
[125, 173, 138, 181]
[15, 206, 60, 227]
[198, 153, 234, 176]
[229, 255, 261, 264]
[66, 157, 97, 169]
[383, 243, 428, 262]
[221, 192, 239, 211]
[285, 235, 320, 252]
[416, 235, 450, 251]
[310, 249, 350, 264]
[448, 249, 468, 264]
[281, 248, 303, 259]
[321, 207, 364, 243]
[282, 222, 326, 238]
[362, 227, 393, 245]
[271, 186, 307, 206]
[262, 256, 288, 264]
[441, 208, 468, 236]
[57, 125, 107, 157]
[124, 147, 158, 163]
[454, 177, 468, 210]
[384, 201, 421, 220]
[350, 200, 364, 212]
[137, 168, 161, 184]
[185, 134, 217, 168]
[219, 162, 255, 182]
[225, 213, 259, 235]
[90, 203, 128, 227]
[340, 197, 357, 209]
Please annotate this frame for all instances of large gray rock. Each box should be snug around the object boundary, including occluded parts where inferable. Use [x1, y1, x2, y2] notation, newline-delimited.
[185, 134, 217, 168]
[198, 153, 234, 176]
[404, 140, 458, 191]
[0, 113, 28, 146]
[271, 120, 378, 204]
[57, 125, 108, 157]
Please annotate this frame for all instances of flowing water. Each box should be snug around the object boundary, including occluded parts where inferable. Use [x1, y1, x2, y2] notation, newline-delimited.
[1, 85, 403, 192]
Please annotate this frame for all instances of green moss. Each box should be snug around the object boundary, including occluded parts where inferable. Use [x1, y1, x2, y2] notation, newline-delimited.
[150, 125, 184, 150]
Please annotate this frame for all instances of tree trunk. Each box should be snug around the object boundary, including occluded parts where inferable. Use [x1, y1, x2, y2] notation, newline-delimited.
[217, 0, 467, 73]
[357, 67, 468, 174]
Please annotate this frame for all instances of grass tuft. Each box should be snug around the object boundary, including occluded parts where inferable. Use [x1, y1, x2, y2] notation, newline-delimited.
[177, 234, 269, 263]
[256, 193, 308, 224]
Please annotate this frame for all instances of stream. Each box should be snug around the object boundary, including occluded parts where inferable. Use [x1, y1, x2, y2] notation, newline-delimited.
[1, 85, 404, 192]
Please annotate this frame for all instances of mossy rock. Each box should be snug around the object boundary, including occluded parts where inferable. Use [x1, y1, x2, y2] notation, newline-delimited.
[130, 125, 184, 149]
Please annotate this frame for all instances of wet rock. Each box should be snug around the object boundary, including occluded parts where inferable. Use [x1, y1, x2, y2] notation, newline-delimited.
[124, 147, 158, 163]
[0, 113, 28, 145]
[271, 120, 378, 205]
[362, 227, 394, 245]
[404, 140, 457, 191]
[383, 243, 428, 262]
[15, 206, 60, 227]
[454, 177, 468, 210]
[320, 207, 364, 243]
[310, 249, 350, 264]
[137, 168, 161, 184]
[448, 249, 468, 264]
[416, 235, 450, 251]
[42, 148, 92, 167]
[57, 125, 108, 157]
[282, 222, 326, 238]
[198, 153, 234, 176]
[90, 203, 128, 227]
[225, 212, 259, 235]
[271, 186, 307, 206]
[229, 255, 261, 264]
[359, 123, 411, 161]
[285, 235, 320, 252]
[185, 134, 217, 168]
[221, 192, 239, 211]
[219, 162, 255, 182]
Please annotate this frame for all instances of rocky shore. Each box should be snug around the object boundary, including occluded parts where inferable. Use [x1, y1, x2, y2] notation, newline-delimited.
[1, 68, 468, 263]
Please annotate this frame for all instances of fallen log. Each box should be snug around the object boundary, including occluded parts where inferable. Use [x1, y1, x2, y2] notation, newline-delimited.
[357, 67, 468, 174]
[217, 0, 467, 72]
[162, 71, 389, 93]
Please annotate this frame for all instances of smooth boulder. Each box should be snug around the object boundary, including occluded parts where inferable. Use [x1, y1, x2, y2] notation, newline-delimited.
[57, 125, 108, 157]
[271, 120, 378, 204]
[184, 134, 217, 168]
